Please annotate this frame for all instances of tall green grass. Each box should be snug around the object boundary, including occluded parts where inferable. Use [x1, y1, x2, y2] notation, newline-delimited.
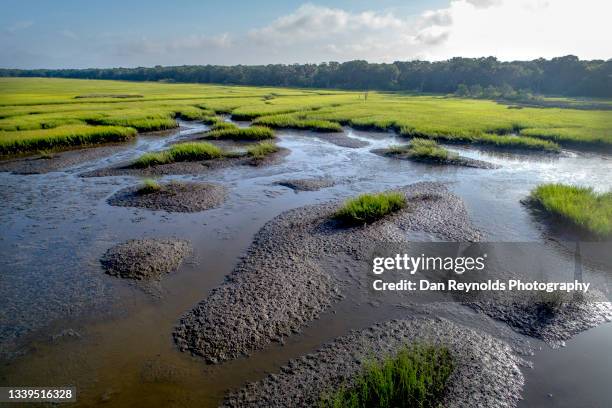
[529, 183, 612, 238]
[133, 142, 224, 167]
[0, 125, 136, 155]
[206, 125, 274, 140]
[335, 192, 407, 224]
[137, 178, 162, 194]
[320, 345, 454, 408]
[253, 114, 343, 132]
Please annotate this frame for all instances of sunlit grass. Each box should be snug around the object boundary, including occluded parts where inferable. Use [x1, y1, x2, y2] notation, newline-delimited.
[529, 183, 612, 238]
[0, 78, 609, 157]
[132, 142, 224, 168]
[206, 125, 275, 140]
[388, 138, 455, 161]
[0, 125, 136, 155]
[320, 344, 454, 408]
[335, 192, 407, 224]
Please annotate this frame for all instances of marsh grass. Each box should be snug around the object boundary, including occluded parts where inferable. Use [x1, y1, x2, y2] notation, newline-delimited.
[319, 345, 454, 408]
[246, 141, 279, 158]
[529, 183, 612, 238]
[335, 192, 407, 224]
[137, 178, 162, 194]
[132, 142, 224, 168]
[404, 139, 454, 160]
[206, 125, 274, 140]
[253, 114, 343, 132]
[0, 125, 136, 155]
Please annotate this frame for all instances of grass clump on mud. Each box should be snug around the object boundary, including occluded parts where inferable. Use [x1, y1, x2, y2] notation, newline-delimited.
[529, 183, 612, 238]
[0, 125, 137, 155]
[137, 178, 162, 194]
[246, 141, 279, 158]
[253, 113, 343, 132]
[335, 192, 406, 224]
[133, 142, 224, 168]
[390, 138, 455, 161]
[206, 124, 275, 140]
[320, 344, 454, 408]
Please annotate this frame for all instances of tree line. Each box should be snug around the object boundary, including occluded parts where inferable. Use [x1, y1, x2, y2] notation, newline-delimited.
[1, 55, 610, 98]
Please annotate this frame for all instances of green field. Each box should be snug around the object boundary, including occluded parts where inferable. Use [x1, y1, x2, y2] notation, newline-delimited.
[0, 77, 610, 156]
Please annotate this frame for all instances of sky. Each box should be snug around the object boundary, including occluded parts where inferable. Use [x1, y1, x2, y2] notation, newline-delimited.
[1, 0, 611, 69]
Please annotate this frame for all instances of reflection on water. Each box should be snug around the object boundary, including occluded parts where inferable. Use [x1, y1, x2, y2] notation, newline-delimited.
[0, 124, 610, 407]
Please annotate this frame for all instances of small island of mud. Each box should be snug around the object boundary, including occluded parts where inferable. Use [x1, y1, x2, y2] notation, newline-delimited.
[173, 182, 481, 364]
[223, 318, 525, 408]
[100, 238, 191, 280]
[276, 177, 335, 191]
[107, 181, 227, 212]
[372, 138, 498, 169]
[81, 147, 289, 177]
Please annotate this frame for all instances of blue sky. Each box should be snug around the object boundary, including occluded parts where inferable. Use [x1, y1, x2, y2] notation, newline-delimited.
[1, 0, 610, 69]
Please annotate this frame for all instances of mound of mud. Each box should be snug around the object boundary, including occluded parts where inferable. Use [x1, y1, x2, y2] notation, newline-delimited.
[173, 182, 481, 364]
[276, 177, 335, 191]
[101, 238, 191, 280]
[222, 318, 525, 408]
[107, 181, 227, 212]
[372, 148, 497, 169]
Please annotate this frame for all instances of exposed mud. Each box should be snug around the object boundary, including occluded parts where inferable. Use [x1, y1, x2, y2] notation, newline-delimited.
[0, 144, 129, 175]
[80, 148, 289, 177]
[222, 318, 525, 408]
[107, 181, 227, 213]
[372, 148, 498, 169]
[467, 291, 612, 347]
[173, 182, 481, 364]
[276, 177, 335, 192]
[100, 238, 191, 280]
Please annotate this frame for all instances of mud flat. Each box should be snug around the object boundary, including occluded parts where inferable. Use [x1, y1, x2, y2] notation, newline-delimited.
[276, 177, 335, 192]
[80, 148, 289, 177]
[173, 182, 481, 364]
[0, 144, 129, 174]
[372, 148, 497, 169]
[100, 238, 191, 280]
[222, 318, 525, 408]
[107, 181, 227, 212]
[467, 291, 612, 346]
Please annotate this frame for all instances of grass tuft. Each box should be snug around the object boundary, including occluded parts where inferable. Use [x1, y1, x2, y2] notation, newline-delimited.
[137, 178, 162, 194]
[320, 344, 454, 408]
[388, 138, 455, 161]
[206, 125, 275, 140]
[132, 142, 224, 168]
[247, 141, 279, 158]
[335, 192, 407, 224]
[529, 183, 612, 238]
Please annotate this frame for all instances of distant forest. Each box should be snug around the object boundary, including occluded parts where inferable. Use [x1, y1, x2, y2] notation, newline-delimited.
[2, 55, 611, 98]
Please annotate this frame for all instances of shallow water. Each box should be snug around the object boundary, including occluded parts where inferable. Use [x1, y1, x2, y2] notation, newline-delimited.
[0, 123, 610, 407]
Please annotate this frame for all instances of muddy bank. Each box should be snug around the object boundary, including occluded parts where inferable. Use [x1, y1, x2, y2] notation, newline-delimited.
[107, 181, 227, 212]
[80, 148, 289, 177]
[372, 148, 497, 169]
[0, 144, 129, 175]
[467, 291, 612, 346]
[100, 238, 191, 280]
[223, 318, 525, 408]
[173, 182, 481, 364]
[276, 177, 335, 192]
